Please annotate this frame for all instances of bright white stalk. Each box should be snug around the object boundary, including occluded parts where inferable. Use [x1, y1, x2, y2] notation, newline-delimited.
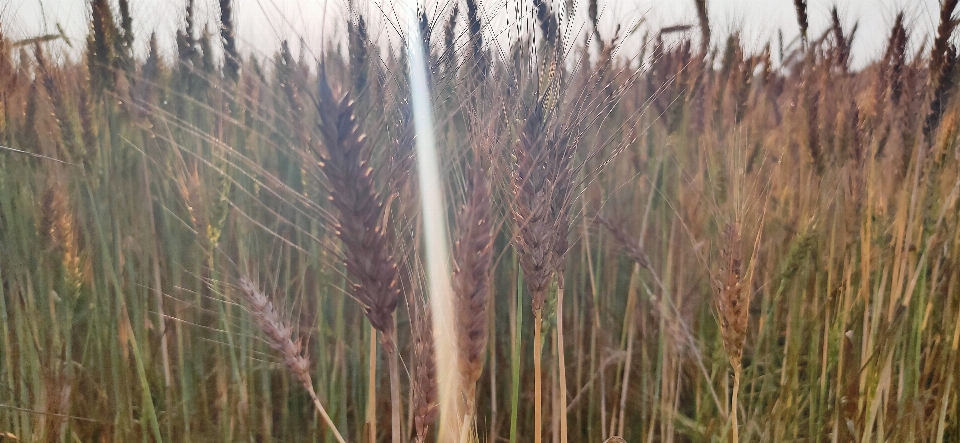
[407, 9, 463, 443]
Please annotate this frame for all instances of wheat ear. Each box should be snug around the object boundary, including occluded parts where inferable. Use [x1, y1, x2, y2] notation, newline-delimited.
[453, 163, 494, 419]
[793, 0, 808, 47]
[512, 105, 551, 443]
[512, 98, 573, 443]
[316, 66, 404, 443]
[924, 0, 960, 142]
[412, 298, 439, 443]
[237, 278, 346, 443]
[715, 224, 747, 443]
[217, 0, 240, 82]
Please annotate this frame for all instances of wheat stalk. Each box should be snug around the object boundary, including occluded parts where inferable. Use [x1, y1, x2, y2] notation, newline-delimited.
[512, 102, 552, 443]
[511, 99, 573, 443]
[453, 163, 493, 419]
[236, 277, 346, 443]
[316, 66, 404, 443]
[715, 224, 747, 443]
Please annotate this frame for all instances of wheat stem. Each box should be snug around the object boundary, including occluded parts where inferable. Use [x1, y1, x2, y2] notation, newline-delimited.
[557, 275, 568, 443]
[509, 263, 523, 443]
[367, 326, 377, 443]
[305, 381, 347, 443]
[732, 365, 741, 443]
[386, 329, 402, 443]
[617, 265, 640, 438]
[534, 308, 543, 443]
[459, 413, 473, 443]
[237, 278, 346, 443]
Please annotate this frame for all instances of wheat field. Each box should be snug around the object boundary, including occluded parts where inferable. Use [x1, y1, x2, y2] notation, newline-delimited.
[1, 0, 959, 442]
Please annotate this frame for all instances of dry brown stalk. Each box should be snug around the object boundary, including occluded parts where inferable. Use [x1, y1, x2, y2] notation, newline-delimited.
[236, 277, 346, 443]
[453, 164, 493, 414]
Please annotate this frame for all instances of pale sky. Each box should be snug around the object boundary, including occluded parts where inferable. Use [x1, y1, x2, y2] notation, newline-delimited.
[3, 0, 949, 69]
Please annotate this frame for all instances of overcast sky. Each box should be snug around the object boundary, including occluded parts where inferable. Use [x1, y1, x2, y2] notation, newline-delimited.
[4, 0, 949, 69]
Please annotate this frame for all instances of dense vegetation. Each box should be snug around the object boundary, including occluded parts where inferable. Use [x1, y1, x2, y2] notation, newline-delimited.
[1, 0, 959, 442]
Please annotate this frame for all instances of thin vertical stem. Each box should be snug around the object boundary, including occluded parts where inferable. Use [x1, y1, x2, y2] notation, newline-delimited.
[368, 325, 378, 443]
[557, 275, 568, 443]
[534, 308, 543, 443]
[386, 329, 402, 443]
[488, 276, 498, 443]
[509, 264, 523, 443]
[303, 380, 348, 443]
[732, 366, 741, 443]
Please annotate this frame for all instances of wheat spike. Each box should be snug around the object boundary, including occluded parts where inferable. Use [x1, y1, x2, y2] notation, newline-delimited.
[453, 164, 493, 408]
[793, 0, 808, 46]
[40, 178, 83, 297]
[315, 66, 402, 337]
[236, 278, 346, 443]
[412, 300, 438, 443]
[218, 0, 240, 82]
[597, 215, 651, 270]
[694, 0, 711, 55]
[925, 0, 960, 141]
[716, 224, 747, 368]
[512, 102, 572, 311]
